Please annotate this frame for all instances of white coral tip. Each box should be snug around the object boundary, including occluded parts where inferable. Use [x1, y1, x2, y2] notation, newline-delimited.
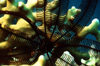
[81, 59, 86, 64]
[72, 6, 75, 9]
[18, 1, 24, 7]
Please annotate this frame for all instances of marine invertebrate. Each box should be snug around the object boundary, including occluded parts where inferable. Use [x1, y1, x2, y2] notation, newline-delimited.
[0, 0, 99, 66]
[81, 49, 100, 66]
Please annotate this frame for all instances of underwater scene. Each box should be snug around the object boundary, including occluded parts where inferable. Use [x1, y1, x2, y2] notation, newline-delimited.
[0, 0, 100, 66]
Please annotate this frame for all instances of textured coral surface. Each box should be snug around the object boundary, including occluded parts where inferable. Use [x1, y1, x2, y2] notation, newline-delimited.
[0, 0, 100, 66]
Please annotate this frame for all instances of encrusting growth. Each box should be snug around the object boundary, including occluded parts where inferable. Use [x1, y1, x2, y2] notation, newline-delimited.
[0, 0, 99, 65]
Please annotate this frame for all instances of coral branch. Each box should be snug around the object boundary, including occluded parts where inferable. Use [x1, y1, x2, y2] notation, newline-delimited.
[78, 18, 100, 42]
[0, 0, 99, 65]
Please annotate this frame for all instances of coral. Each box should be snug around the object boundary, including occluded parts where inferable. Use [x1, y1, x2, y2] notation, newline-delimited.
[81, 45, 100, 66]
[0, 0, 99, 66]
[78, 18, 100, 42]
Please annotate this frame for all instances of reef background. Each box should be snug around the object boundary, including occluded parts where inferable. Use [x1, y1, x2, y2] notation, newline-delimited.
[0, 0, 100, 66]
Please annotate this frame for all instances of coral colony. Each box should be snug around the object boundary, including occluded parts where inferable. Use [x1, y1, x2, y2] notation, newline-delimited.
[0, 0, 100, 66]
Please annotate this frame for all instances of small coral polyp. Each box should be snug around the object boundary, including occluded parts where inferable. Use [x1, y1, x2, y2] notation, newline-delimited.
[0, 0, 99, 66]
